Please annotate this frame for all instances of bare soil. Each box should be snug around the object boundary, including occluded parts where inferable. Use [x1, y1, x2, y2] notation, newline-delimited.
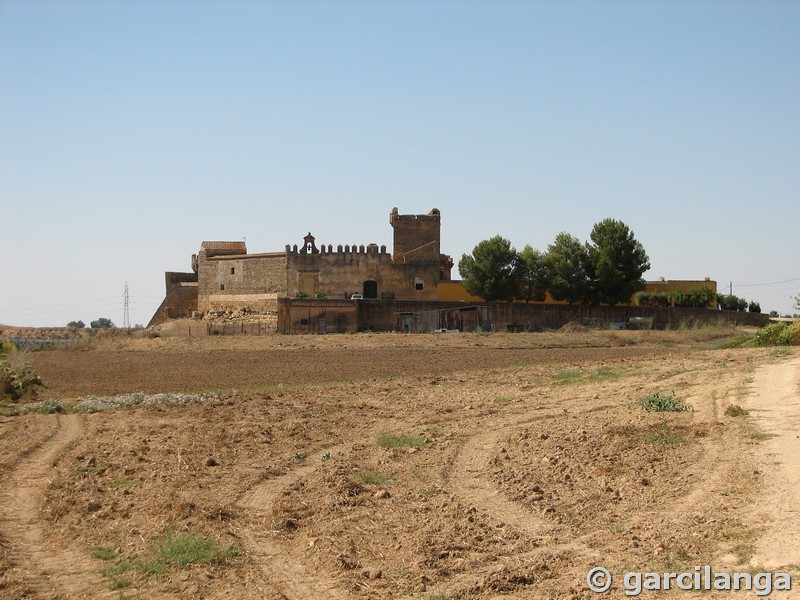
[1, 330, 798, 599]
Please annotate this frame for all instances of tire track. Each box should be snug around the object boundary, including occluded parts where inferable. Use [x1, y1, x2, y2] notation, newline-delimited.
[237, 446, 348, 600]
[0, 413, 112, 599]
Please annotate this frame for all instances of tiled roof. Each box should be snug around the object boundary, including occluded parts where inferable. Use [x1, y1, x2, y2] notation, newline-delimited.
[200, 241, 247, 252]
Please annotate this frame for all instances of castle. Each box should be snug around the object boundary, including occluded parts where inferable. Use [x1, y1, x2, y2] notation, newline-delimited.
[149, 208, 454, 325]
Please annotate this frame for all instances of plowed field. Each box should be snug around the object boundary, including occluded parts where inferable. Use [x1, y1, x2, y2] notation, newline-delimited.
[2, 330, 798, 599]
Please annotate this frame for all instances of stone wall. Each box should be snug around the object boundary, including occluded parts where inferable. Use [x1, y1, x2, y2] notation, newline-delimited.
[277, 298, 771, 334]
[197, 252, 287, 312]
[285, 245, 440, 301]
[390, 207, 441, 264]
[148, 272, 198, 326]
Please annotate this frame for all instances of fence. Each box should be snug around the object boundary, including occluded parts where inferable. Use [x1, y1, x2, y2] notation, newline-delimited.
[204, 321, 275, 336]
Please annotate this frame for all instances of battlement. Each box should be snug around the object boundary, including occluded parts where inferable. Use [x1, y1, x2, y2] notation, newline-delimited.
[285, 243, 390, 256]
[389, 207, 440, 225]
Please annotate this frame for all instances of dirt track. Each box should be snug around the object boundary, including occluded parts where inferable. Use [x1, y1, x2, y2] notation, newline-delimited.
[2, 331, 799, 599]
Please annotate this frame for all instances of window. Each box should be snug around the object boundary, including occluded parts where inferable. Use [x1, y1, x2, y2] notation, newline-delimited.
[416, 282, 424, 290]
[220, 284, 225, 291]
[230, 267, 235, 275]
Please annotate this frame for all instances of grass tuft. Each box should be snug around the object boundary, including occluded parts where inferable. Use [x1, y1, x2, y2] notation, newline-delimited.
[351, 469, 390, 485]
[724, 404, 749, 417]
[377, 431, 429, 449]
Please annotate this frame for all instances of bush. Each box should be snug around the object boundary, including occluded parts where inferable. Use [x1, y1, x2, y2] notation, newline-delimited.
[753, 322, 800, 346]
[1, 346, 43, 402]
[632, 390, 692, 412]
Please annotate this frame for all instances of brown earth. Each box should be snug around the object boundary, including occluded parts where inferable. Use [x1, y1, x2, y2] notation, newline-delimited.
[1, 329, 798, 599]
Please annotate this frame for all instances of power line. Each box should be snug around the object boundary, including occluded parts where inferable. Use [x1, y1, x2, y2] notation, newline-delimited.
[735, 276, 800, 288]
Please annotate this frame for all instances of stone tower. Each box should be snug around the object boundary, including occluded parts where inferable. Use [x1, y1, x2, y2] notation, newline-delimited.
[389, 207, 441, 264]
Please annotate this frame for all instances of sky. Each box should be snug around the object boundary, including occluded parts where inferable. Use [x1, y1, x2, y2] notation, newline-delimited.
[1, 0, 799, 327]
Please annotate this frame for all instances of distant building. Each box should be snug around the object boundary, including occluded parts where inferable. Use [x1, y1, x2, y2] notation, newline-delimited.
[149, 208, 453, 326]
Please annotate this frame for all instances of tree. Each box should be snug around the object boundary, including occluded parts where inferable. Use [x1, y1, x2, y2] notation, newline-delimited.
[794, 293, 800, 311]
[689, 286, 717, 308]
[516, 245, 552, 302]
[748, 301, 761, 313]
[717, 294, 748, 312]
[458, 235, 519, 301]
[66, 320, 85, 329]
[90, 317, 114, 329]
[584, 219, 650, 306]
[544, 233, 591, 304]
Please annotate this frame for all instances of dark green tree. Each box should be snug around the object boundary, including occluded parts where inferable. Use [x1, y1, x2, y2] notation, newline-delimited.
[689, 286, 717, 308]
[544, 233, 591, 304]
[584, 219, 650, 306]
[717, 294, 748, 311]
[458, 235, 519, 301]
[516, 245, 552, 302]
[66, 320, 85, 329]
[90, 317, 114, 329]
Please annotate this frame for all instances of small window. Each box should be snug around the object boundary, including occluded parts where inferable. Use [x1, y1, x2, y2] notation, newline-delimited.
[300, 318, 309, 325]
[415, 282, 424, 290]
[220, 284, 225, 291]
[230, 267, 235, 275]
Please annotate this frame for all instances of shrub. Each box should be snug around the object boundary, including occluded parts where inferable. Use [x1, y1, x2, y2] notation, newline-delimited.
[753, 322, 800, 347]
[1, 347, 43, 402]
[632, 390, 692, 412]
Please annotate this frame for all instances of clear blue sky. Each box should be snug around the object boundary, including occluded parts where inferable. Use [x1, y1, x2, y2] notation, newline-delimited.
[2, 0, 798, 327]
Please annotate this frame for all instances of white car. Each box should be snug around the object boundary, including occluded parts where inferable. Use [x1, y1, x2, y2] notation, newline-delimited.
[351, 294, 363, 300]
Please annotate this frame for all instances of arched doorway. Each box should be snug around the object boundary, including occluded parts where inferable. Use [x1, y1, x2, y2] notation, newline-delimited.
[363, 280, 378, 299]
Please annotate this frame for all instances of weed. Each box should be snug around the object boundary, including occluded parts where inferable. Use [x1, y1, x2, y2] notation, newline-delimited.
[351, 469, 390, 485]
[142, 532, 241, 576]
[553, 370, 584, 384]
[609, 522, 628, 534]
[77, 465, 106, 474]
[772, 348, 792, 357]
[554, 366, 627, 385]
[96, 531, 241, 589]
[19, 399, 64, 414]
[632, 390, 692, 412]
[646, 430, 687, 446]
[92, 548, 118, 561]
[110, 478, 137, 489]
[724, 404, 749, 417]
[493, 395, 512, 405]
[749, 429, 777, 441]
[732, 535, 757, 564]
[663, 546, 692, 571]
[321, 451, 332, 462]
[377, 431, 429, 449]
[101, 560, 135, 589]
[294, 453, 307, 460]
